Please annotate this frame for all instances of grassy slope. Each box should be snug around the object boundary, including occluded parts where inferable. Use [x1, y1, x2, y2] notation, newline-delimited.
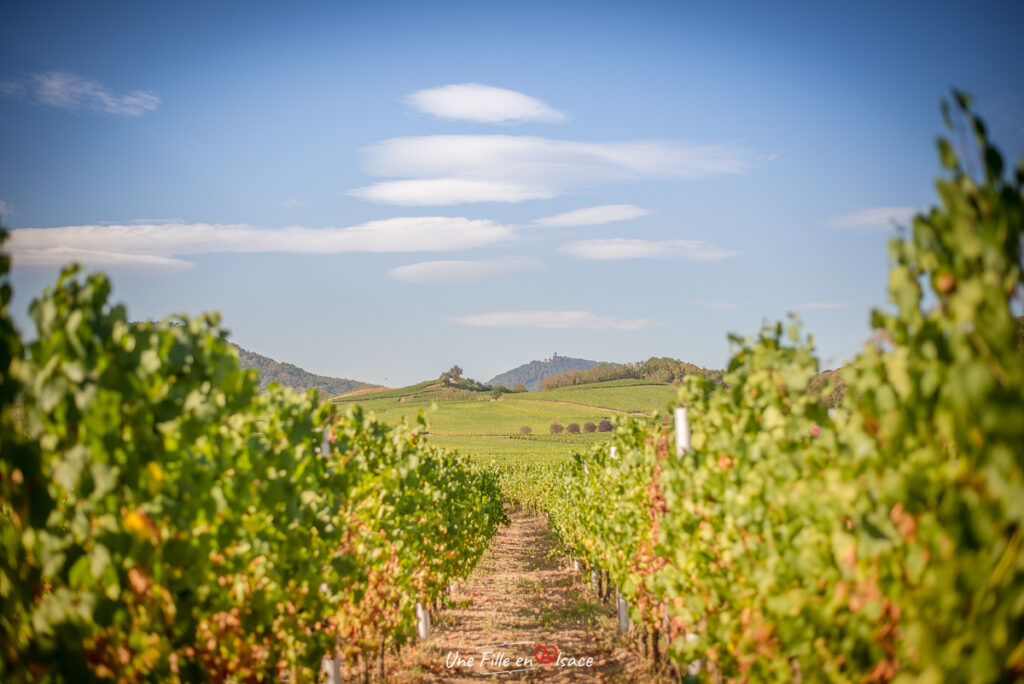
[333, 378, 677, 462]
[517, 378, 678, 414]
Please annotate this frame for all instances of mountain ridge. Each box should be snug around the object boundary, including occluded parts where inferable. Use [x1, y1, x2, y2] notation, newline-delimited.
[232, 344, 378, 397]
[487, 354, 608, 391]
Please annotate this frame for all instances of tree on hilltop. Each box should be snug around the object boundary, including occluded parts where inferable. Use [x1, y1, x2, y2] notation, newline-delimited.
[439, 365, 464, 383]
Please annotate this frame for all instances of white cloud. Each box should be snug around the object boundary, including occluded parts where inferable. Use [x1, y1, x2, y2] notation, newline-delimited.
[451, 310, 657, 331]
[560, 238, 740, 261]
[792, 302, 852, 310]
[0, 71, 160, 116]
[349, 135, 754, 205]
[350, 178, 553, 205]
[824, 206, 919, 231]
[10, 247, 193, 274]
[692, 299, 737, 310]
[0, 200, 13, 217]
[7, 218, 514, 274]
[534, 204, 651, 227]
[97, 217, 186, 226]
[406, 83, 566, 123]
[389, 256, 542, 284]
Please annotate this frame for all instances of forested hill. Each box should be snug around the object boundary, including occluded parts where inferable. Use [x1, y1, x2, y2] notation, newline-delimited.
[233, 345, 378, 397]
[488, 356, 606, 391]
[537, 356, 726, 390]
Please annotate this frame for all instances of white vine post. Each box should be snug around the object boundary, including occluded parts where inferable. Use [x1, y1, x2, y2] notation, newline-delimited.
[617, 588, 630, 634]
[319, 426, 341, 684]
[674, 407, 690, 459]
[686, 632, 702, 676]
[674, 406, 702, 674]
[321, 649, 342, 684]
[614, 432, 629, 635]
[416, 601, 431, 641]
[612, 435, 626, 632]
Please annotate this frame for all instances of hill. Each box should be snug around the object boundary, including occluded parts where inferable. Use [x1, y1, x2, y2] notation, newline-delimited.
[333, 377, 677, 462]
[540, 356, 725, 390]
[488, 354, 607, 391]
[233, 344, 378, 397]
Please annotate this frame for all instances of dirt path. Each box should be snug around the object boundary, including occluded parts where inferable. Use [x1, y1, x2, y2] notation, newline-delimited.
[391, 511, 653, 682]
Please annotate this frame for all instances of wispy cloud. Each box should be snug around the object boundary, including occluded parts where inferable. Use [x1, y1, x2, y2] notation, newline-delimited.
[96, 217, 186, 226]
[406, 83, 566, 123]
[824, 206, 919, 231]
[451, 310, 657, 331]
[560, 238, 740, 261]
[0, 71, 160, 116]
[692, 298, 737, 310]
[534, 204, 651, 227]
[350, 135, 755, 205]
[792, 302, 852, 310]
[389, 256, 542, 284]
[8, 218, 514, 273]
[10, 247, 194, 274]
[0, 200, 14, 217]
[350, 178, 553, 205]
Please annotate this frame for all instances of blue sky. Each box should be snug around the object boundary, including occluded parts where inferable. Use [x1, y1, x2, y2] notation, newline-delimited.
[2, 0, 1022, 386]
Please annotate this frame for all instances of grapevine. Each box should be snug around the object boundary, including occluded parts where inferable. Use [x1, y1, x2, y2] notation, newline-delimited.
[498, 94, 1024, 682]
[0, 262, 506, 682]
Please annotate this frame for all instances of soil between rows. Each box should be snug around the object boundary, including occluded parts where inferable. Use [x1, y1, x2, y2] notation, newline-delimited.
[390, 510, 655, 682]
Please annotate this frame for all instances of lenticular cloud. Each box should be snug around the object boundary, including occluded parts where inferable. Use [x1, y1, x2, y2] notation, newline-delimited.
[7, 218, 515, 273]
[534, 204, 651, 227]
[406, 83, 566, 123]
[389, 256, 542, 284]
[349, 135, 755, 206]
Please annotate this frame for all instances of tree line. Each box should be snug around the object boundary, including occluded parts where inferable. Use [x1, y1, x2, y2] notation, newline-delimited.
[539, 356, 726, 390]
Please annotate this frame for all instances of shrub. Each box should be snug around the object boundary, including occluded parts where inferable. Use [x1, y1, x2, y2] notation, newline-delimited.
[566, 423, 580, 434]
[583, 422, 597, 433]
[550, 423, 564, 434]
[597, 419, 613, 432]
[520, 425, 532, 434]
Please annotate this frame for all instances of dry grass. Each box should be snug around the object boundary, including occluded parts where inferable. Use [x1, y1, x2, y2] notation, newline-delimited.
[332, 386, 392, 399]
